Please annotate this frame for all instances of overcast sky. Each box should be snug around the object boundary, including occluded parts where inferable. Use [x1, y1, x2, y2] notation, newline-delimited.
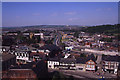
[2, 2, 118, 27]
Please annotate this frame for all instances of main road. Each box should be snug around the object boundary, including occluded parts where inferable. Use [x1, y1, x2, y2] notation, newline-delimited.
[53, 31, 62, 47]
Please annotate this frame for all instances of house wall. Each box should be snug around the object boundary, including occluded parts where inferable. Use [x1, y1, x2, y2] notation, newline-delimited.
[75, 64, 86, 71]
[103, 61, 119, 70]
[59, 63, 76, 70]
[86, 60, 95, 71]
[103, 61, 119, 74]
[10, 51, 30, 63]
[47, 61, 59, 69]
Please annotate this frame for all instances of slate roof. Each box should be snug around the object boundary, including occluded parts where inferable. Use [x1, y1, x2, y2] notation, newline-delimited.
[48, 58, 59, 61]
[102, 55, 120, 62]
[87, 54, 96, 62]
[76, 54, 96, 64]
[76, 57, 87, 64]
[60, 58, 76, 64]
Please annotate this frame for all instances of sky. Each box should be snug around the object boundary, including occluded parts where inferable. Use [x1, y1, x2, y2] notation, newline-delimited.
[2, 2, 118, 27]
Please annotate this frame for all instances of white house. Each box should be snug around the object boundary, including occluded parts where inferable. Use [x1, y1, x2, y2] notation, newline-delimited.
[47, 58, 59, 69]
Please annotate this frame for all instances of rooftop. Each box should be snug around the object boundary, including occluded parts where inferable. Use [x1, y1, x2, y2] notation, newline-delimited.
[102, 55, 120, 62]
[60, 58, 76, 64]
[2, 53, 16, 62]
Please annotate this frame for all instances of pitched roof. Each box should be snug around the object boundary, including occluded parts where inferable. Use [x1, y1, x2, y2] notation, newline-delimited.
[87, 54, 96, 62]
[76, 57, 87, 64]
[76, 54, 96, 64]
[48, 58, 59, 61]
[60, 58, 76, 64]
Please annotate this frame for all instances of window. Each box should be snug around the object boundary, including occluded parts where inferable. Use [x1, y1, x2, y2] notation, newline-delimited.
[91, 62, 94, 64]
[91, 65, 94, 68]
[87, 65, 90, 68]
[110, 65, 114, 68]
[88, 62, 90, 64]
[20, 53, 22, 56]
[23, 53, 25, 57]
[105, 62, 108, 65]
[79, 68, 83, 70]
[116, 63, 119, 66]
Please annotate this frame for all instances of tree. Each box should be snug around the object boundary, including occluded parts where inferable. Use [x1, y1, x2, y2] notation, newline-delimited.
[73, 31, 79, 38]
[60, 43, 66, 50]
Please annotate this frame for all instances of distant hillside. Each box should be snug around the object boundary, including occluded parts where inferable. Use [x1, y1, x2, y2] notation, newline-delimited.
[82, 24, 120, 34]
[2, 25, 83, 29]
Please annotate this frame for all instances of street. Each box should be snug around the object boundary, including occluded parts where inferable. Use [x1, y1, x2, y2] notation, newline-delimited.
[48, 69, 117, 79]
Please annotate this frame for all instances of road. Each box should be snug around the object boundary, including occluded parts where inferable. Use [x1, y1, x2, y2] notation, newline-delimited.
[48, 69, 117, 79]
[84, 48, 119, 56]
[49, 69, 99, 79]
[53, 31, 62, 46]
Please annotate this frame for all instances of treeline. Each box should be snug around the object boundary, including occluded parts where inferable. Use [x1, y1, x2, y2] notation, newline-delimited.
[82, 24, 120, 34]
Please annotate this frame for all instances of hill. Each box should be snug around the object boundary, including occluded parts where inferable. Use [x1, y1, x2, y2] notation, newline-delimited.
[82, 24, 120, 34]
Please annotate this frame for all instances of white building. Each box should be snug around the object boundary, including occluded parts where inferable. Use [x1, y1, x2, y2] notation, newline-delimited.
[47, 58, 59, 69]
[10, 51, 31, 63]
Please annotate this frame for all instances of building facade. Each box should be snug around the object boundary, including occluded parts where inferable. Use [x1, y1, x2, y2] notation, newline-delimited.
[102, 55, 120, 74]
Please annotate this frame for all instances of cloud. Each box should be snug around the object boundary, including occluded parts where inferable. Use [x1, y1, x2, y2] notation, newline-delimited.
[64, 12, 76, 15]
